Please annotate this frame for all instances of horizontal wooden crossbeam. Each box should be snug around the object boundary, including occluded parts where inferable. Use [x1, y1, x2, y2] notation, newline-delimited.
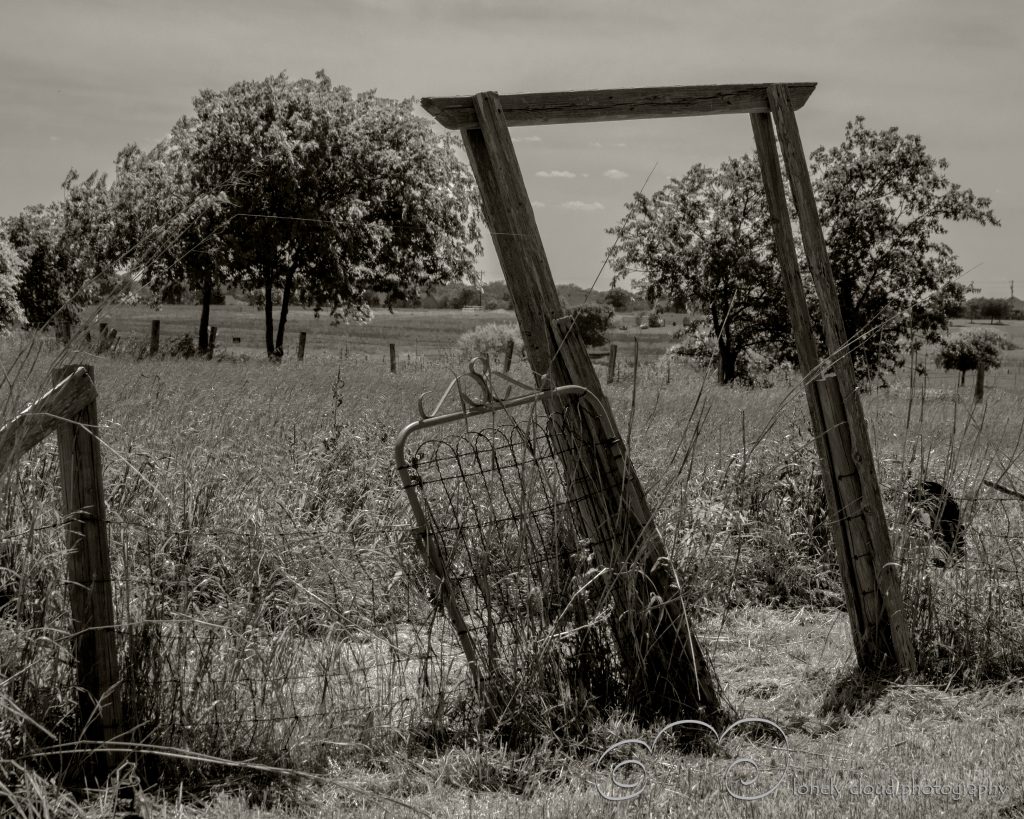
[422, 82, 816, 129]
[0, 366, 95, 475]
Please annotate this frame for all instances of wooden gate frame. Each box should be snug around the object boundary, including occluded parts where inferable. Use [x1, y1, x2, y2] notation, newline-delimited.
[0, 364, 124, 777]
[422, 82, 916, 677]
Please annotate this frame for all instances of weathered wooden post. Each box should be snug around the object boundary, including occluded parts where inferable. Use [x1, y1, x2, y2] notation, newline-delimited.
[438, 90, 724, 723]
[607, 343, 617, 384]
[297, 331, 307, 362]
[51, 365, 124, 777]
[207, 326, 217, 359]
[99, 323, 108, 337]
[149, 320, 160, 356]
[753, 88, 915, 673]
[389, 343, 397, 374]
[503, 338, 515, 372]
[975, 363, 986, 403]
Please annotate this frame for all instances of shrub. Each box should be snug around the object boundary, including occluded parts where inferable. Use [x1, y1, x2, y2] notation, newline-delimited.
[166, 333, 197, 358]
[456, 322, 523, 361]
[0, 237, 26, 332]
[567, 304, 614, 346]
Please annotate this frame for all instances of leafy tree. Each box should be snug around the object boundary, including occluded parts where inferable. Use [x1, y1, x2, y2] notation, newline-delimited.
[0, 236, 26, 331]
[110, 128, 230, 349]
[567, 303, 614, 346]
[810, 117, 999, 378]
[603, 286, 633, 311]
[184, 71, 482, 358]
[936, 328, 1013, 385]
[609, 117, 999, 383]
[608, 156, 791, 383]
[5, 171, 116, 328]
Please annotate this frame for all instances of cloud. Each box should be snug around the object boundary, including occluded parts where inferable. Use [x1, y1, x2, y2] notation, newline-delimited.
[561, 200, 604, 211]
[590, 141, 603, 148]
[536, 170, 576, 178]
[603, 169, 628, 179]
[512, 135, 542, 143]
[531, 201, 546, 208]
[613, 142, 628, 148]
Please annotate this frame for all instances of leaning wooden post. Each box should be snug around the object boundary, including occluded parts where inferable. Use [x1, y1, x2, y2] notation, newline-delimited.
[761, 88, 916, 673]
[389, 343, 397, 373]
[607, 343, 617, 384]
[149, 320, 160, 356]
[51, 365, 124, 777]
[207, 326, 217, 359]
[297, 331, 307, 362]
[975, 363, 986, 403]
[457, 92, 722, 723]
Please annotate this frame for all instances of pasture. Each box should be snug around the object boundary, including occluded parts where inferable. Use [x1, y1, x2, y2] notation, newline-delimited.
[3, 309, 1024, 817]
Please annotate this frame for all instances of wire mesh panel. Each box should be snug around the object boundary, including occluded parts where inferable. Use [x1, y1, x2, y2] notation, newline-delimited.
[395, 363, 629, 736]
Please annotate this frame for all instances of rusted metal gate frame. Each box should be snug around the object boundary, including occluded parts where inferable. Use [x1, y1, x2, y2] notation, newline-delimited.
[394, 359, 620, 720]
[421, 82, 916, 677]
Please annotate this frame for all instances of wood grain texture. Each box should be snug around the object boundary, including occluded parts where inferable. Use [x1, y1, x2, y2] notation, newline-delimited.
[423, 82, 815, 129]
[0, 366, 96, 476]
[52, 364, 124, 776]
[769, 85, 916, 673]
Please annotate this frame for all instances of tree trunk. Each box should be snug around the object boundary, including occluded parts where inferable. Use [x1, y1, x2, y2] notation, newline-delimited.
[717, 337, 737, 384]
[274, 268, 294, 358]
[198, 268, 213, 352]
[264, 271, 275, 359]
[960, 370, 966, 386]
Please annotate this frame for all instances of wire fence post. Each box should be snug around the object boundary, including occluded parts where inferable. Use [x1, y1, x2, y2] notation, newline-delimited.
[51, 364, 124, 779]
[298, 331, 307, 362]
[208, 326, 217, 360]
[390, 343, 397, 373]
[607, 343, 617, 384]
[149, 319, 160, 356]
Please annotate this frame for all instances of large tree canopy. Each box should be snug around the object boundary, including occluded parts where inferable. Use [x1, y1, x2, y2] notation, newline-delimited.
[608, 155, 792, 384]
[608, 117, 999, 383]
[179, 71, 483, 357]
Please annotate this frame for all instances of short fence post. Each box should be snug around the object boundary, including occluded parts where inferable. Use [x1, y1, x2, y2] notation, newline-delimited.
[99, 322, 108, 337]
[297, 331, 307, 361]
[149, 320, 160, 356]
[503, 338, 515, 372]
[51, 364, 123, 778]
[607, 343, 617, 384]
[975, 363, 986, 403]
[389, 343, 397, 374]
[208, 326, 217, 359]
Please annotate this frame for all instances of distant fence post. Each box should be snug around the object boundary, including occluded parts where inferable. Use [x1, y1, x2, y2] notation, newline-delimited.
[503, 338, 515, 372]
[389, 343, 397, 374]
[99, 322, 108, 337]
[975, 363, 986, 403]
[57, 317, 72, 345]
[607, 343, 617, 384]
[149, 320, 160, 356]
[297, 331, 307, 361]
[207, 326, 217, 359]
[51, 365, 123, 778]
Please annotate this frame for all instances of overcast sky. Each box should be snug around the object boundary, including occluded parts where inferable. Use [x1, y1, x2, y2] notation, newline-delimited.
[1, 0, 1020, 296]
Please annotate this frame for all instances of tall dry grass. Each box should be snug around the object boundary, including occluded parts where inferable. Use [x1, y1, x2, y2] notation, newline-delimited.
[2, 320, 1024, 810]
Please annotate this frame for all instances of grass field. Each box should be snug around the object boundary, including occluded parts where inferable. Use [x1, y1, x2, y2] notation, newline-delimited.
[3, 309, 1024, 817]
